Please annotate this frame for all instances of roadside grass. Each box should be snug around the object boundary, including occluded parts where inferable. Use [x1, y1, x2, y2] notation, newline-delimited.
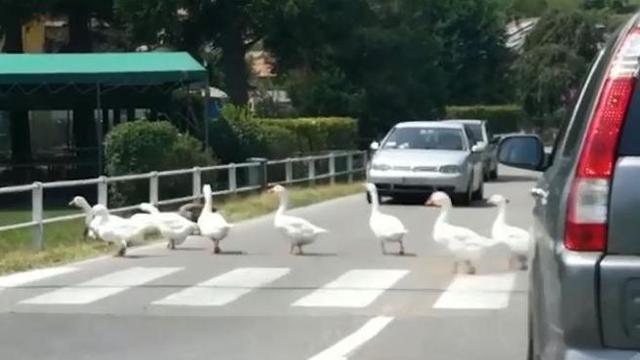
[0, 182, 364, 274]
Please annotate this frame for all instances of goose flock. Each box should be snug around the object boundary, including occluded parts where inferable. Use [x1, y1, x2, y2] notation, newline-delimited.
[69, 183, 529, 275]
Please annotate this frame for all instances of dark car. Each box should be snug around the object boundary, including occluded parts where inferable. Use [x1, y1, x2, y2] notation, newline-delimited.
[499, 15, 640, 359]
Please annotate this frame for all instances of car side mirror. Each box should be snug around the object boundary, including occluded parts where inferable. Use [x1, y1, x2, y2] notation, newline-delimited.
[498, 135, 545, 171]
[370, 141, 380, 151]
[471, 143, 486, 153]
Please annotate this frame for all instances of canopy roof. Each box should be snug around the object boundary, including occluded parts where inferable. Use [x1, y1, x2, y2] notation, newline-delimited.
[0, 52, 207, 85]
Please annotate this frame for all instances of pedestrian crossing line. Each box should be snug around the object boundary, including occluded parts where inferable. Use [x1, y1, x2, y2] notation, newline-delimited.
[293, 269, 409, 308]
[0, 267, 78, 289]
[432, 272, 517, 310]
[153, 267, 291, 307]
[308, 316, 394, 360]
[20, 267, 181, 305]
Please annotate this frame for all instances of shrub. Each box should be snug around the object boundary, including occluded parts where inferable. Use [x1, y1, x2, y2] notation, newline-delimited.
[257, 117, 358, 153]
[209, 105, 358, 163]
[445, 104, 524, 134]
[105, 120, 216, 205]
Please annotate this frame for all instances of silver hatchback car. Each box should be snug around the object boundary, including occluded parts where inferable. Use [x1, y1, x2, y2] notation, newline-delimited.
[367, 121, 485, 205]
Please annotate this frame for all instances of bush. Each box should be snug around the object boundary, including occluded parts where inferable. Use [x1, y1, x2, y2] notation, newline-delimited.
[105, 120, 216, 205]
[445, 104, 525, 134]
[257, 117, 358, 153]
[209, 105, 358, 163]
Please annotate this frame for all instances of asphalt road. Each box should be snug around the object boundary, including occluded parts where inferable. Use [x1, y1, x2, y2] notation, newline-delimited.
[0, 166, 538, 360]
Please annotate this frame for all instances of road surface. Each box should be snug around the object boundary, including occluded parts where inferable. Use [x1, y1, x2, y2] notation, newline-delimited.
[0, 166, 537, 360]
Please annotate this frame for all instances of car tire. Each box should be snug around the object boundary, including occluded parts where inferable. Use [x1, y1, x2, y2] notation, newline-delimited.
[453, 178, 473, 206]
[472, 179, 484, 201]
[490, 167, 498, 180]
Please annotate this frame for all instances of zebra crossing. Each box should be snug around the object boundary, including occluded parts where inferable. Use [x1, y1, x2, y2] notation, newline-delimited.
[0, 264, 523, 314]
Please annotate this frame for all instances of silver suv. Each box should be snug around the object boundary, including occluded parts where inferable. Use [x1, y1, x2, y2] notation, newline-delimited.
[499, 16, 640, 359]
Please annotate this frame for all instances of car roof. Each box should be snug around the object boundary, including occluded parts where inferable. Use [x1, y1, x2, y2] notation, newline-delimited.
[442, 119, 486, 125]
[394, 121, 465, 130]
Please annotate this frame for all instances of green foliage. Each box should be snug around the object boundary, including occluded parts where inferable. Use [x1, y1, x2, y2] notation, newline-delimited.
[258, 117, 358, 153]
[512, 9, 604, 128]
[209, 105, 358, 163]
[263, 0, 509, 137]
[105, 120, 215, 205]
[446, 105, 525, 134]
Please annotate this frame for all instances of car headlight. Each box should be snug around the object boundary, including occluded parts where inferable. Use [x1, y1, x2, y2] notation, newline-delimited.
[439, 165, 461, 174]
[371, 163, 392, 171]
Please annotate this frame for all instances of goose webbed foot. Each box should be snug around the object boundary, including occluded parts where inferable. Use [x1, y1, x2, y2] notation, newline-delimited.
[465, 260, 476, 275]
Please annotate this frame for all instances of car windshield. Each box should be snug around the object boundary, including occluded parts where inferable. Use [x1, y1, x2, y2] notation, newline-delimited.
[382, 127, 466, 151]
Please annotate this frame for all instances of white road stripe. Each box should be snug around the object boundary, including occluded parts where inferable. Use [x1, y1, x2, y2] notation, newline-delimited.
[153, 267, 290, 307]
[0, 267, 77, 289]
[433, 272, 517, 309]
[308, 316, 394, 360]
[293, 269, 409, 308]
[20, 267, 180, 305]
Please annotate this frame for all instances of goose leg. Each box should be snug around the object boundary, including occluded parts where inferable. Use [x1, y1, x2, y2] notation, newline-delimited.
[82, 227, 89, 241]
[167, 239, 176, 250]
[465, 260, 476, 275]
[380, 241, 387, 255]
[115, 241, 127, 257]
[296, 244, 304, 255]
[398, 241, 405, 256]
[213, 239, 221, 254]
[289, 244, 295, 255]
[519, 255, 528, 271]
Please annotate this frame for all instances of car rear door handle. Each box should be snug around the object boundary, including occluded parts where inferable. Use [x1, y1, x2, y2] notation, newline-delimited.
[530, 187, 549, 203]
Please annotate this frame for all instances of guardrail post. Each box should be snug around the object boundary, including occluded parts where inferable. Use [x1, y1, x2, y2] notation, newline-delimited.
[247, 158, 268, 189]
[285, 159, 293, 184]
[97, 176, 108, 206]
[308, 157, 315, 185]
[31, 182, 44, 250]
[329, 153, 336, 185]
[347, 153, 354, 183]
[228, 164, 237, 193]
[192, 167, 202, 198]
[149, 172, 159, 205]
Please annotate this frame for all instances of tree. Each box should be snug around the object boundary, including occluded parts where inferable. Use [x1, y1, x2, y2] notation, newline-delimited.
[513, 10, 604, 127]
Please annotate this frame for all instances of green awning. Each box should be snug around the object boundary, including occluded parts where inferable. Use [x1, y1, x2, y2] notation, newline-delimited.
[0, 52, 207, 85]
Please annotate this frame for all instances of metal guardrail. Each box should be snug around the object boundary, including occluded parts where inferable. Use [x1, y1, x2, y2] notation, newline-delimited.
[0, 151, 367, 249]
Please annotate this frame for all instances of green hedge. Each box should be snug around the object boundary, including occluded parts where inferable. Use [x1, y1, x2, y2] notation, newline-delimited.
[257, 117, 358, 153]
[209, 105, 358, 163]
[105, 120, 216, 205]
[445, 104, 524, 134]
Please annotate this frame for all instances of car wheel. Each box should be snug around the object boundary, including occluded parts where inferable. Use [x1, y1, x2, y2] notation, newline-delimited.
[490, 167, 498, 180]
[473, 179, 484, 201]
[453, 178, 473, 206]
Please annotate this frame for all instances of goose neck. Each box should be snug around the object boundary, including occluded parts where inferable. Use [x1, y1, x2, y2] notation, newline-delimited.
[276, 191, 289, 215]
[203, 193, 213, 212]
[435, 205, 450, 224]
[495, 203, 507, 225]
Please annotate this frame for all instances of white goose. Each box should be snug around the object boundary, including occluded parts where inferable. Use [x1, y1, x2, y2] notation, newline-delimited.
[365, 183, 408, 255]
[487, 194, 530, 270]
[138, 203, 200, 250]
[269, 184, 328, 255]
[68, 196, 98, 241]
[197, 184, 233, 254]
[89, 205, 158, 257]
[426, 191, 498, 274]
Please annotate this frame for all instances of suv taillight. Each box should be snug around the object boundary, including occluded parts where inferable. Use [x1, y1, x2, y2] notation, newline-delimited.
[566, 28, 640, 252]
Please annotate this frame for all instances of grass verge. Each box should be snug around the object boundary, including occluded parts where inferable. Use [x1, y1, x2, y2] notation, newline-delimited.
[0, 182, 363, 274]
